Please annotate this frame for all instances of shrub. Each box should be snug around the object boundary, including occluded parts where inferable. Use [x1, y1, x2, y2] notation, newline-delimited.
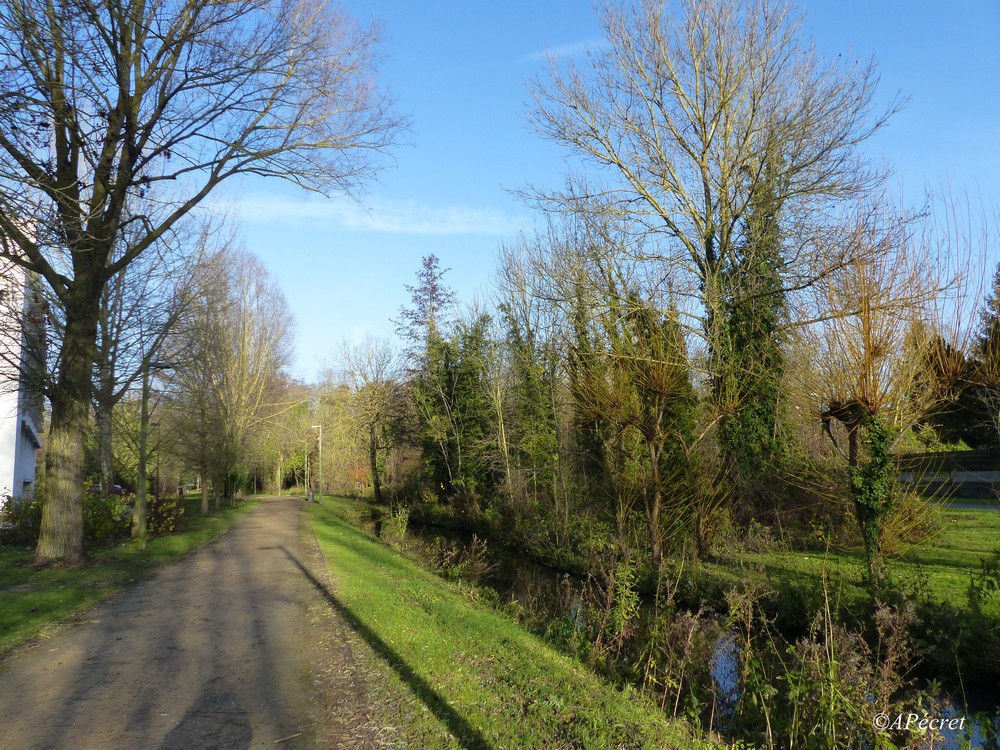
[880, 490, 942, 555]
[461, 534, 493, 581]
[610, 559, 641, 645]
[968, 547, 1000, 616]
[450, 486, 482, 524]
[2, 491, 189, 550]
[82, 491, 133, 548]
[424, 536, 461, 574]
[147, 495, 185, 535]
[0, 494, 43, 546]
[421, 533, 496, 586]
[2, 491, 132, 549]
[638, 607, 722, 722]
[381, 504, 409, 546]
[580, 556, 643, 663]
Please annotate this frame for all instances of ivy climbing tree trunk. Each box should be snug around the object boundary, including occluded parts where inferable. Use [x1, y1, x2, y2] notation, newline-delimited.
[714, 160, 788, 489]
[850, 416, 895, 592]
[810, 197, 965, 598]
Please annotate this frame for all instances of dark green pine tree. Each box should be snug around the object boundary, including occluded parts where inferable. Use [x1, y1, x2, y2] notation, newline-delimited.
[975, 262, 1000, 366]
[920, 334, 979, 447]
[448, 312, 497, 497]
[499, 300, 558, 503]
[918, 265, 1000, 449]
[396, 255, 459, 497]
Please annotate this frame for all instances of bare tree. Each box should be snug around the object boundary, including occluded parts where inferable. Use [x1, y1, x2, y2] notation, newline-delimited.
[526, 0, 900, 479]
[170, 246, 294, 513]
[529, 0, 896, 286]
[337, 335, 401, 504]
[798, 196, 971, 590]
[168, 250, 228, 515]
[0, 0, 402, 562]
[243, 374, 311, 495]
[313, 381, 368, 496]
[93, 218, 204, 495]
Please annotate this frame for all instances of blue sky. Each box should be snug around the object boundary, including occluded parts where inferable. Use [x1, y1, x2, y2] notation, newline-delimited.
[227, 0, 1000, 381]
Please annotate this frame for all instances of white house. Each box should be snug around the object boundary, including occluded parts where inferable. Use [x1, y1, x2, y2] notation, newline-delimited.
[0, 263, 44, 503]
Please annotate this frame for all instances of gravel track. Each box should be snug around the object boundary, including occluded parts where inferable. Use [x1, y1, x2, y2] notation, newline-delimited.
[0, 496, 376, 750]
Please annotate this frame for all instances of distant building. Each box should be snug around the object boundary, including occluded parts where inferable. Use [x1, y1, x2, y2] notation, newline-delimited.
[0, 263, 45, 503]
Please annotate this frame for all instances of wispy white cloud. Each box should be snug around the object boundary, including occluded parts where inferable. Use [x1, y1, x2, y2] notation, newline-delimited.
[518, 38, 610, 64]
[218, 194, 521, 236]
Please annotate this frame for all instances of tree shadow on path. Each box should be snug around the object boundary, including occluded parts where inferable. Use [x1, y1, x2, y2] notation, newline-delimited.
[278, 546, 491, 750]
[157, 677, 252, 750]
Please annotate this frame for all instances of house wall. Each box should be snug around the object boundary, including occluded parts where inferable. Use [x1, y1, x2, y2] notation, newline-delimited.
[0, 263, 42, 505]
[14, 406, 41, 493]
[0, 386, 17, 498]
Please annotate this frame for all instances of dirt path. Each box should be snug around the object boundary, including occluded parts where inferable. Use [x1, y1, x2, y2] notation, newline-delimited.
[0, 497, 376, 750]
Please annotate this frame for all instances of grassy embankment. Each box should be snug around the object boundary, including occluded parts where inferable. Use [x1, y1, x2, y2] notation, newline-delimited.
[332, 493, 1000, 619]
[308, 497, 720, 750]
[402, 492, 1000, 619]
[0, 496, 258, 655]
[330, 493, 1000, 699]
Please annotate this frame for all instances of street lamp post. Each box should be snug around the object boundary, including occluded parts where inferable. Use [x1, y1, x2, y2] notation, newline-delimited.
[134, 360, 172, 549]
[311, 424, 323, 502]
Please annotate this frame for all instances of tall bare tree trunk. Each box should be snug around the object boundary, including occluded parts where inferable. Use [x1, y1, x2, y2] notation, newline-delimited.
[36, 300, 99, 564]
[213, 472, 222, 511]
[200, 408, 209, 516]
[37, 396, 87, 564]
[95, 372, 114, 494]
[132, 368, 150, 548]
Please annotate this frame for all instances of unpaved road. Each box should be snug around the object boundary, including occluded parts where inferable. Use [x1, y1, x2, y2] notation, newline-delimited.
[0, 497, 377, 750]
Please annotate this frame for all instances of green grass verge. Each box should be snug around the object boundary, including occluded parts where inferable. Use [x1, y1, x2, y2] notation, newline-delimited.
[308, 497, 719, 750]
[0, 496, 259, 655]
